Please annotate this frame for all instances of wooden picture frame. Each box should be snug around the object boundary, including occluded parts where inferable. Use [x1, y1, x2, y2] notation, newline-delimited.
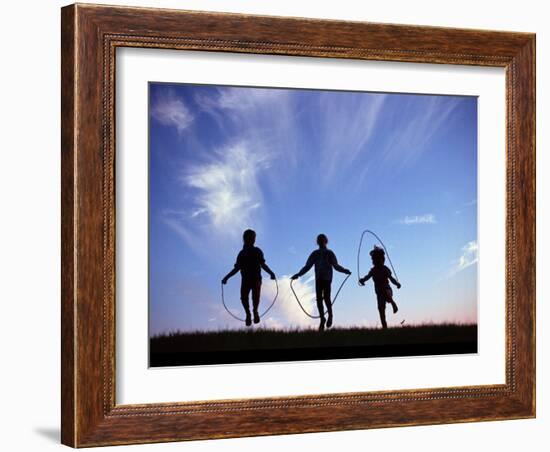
[61, 3, 535, 447]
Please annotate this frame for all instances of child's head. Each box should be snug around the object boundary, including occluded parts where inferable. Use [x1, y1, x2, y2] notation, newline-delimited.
[317, 233, 328, 247]
[370, 246, 385, 266]
[243, 229, 256, 246]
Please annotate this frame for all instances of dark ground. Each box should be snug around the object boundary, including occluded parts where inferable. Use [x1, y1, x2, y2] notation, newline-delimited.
[149, 323, 477, 367]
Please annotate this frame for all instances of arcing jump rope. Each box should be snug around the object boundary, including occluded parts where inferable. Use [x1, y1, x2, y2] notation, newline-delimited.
[220, 279, 279, 323]
[289, 273, 351, 319]
[357, 229, 399, 285]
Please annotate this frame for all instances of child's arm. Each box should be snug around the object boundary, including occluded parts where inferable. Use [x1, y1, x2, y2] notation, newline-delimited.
[222, 254, 241, 284]
[257, 249, 276, 279]
[358, 270, 372, 286]
[387, 267, 401, 288]
[389, 274, 401, 289]
[261, 262, 276, 279]
[329, 251, 351, 275]
[291, 252, 315, 279]
[222, 267, 239, 284]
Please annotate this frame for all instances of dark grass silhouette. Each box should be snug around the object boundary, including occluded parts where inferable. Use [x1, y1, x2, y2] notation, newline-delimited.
[150, 323, 477, 367]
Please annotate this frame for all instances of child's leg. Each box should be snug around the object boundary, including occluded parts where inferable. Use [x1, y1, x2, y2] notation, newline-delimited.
[377, 296, 388, 329]
[323, 281, 333, 328]
[315, 280, 326, 330]
[240, 280, 252, 326]
[385, 287, 398, 313]
[387, 297, 398, 314]
[251, 280, 261, 324]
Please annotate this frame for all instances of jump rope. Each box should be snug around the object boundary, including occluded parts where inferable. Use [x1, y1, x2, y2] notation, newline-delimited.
[289, 273, 351, 319]
[356, 229, 400, 285]
[221, 229, 397, 322]
[221, 279, 279, 322]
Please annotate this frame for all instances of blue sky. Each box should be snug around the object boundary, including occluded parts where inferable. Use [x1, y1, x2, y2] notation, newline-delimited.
[148, 83, 478, 335]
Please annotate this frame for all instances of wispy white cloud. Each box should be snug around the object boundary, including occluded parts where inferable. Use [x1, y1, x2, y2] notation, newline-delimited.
[184, 142, 268, 234]
[151, 90, 193, 134]
[196, 87, 301, 171]
[381, 97, 462, 168]
[454, 199, 477, 215]
[318, 93, 387, 183]
[161, 212, 205, 256]
[206, 87, 283, 112]
[163, 141, 270, 251]
[449, 240, 478, 277]
[160, 87, 299, 257]
[195, 87, 291, 134]
[398, 214, 436, 225]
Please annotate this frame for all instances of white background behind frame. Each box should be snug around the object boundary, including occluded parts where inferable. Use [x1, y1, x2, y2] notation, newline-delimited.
[116, 47, 506, 405]
[1, 0, 546, 451]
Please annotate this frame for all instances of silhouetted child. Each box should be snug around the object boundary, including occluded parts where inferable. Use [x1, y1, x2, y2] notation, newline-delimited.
[359, 245, 401, 329]
[291, 234, 351, 331]
[222, 229, 276, 326]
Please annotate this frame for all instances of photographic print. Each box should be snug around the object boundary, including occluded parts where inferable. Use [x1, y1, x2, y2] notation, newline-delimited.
[148, 82, 478, 367]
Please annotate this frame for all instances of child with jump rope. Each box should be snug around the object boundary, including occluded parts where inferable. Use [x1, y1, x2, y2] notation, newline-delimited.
[222, 229, 276, 327]
[359, 245, 401, 329]
[291, 234, 351, 331]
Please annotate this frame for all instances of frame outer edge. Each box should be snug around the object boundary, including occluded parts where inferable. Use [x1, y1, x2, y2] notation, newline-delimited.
[531, 34, 536, 417]
[515, 35, 536, 416]
[61, 3, 77, 448]
[60, 3, 536, 446]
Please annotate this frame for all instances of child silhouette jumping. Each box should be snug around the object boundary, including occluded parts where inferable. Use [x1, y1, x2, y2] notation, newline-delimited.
[291, 234, 351, 331]
[222, 229, 276, 326]
[359, 245, 401, 329]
